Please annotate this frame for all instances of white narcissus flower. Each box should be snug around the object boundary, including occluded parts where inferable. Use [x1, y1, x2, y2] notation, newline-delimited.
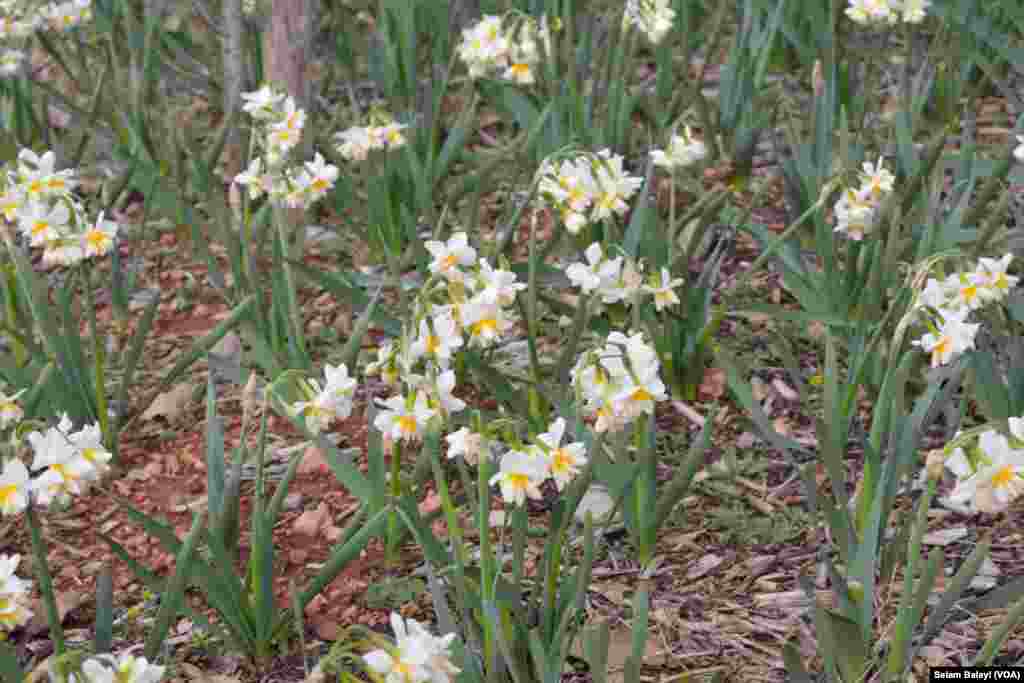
[463, 301, 514, 348]
[975, 254, 1018, 301]
[241, 85, 285, 119]
[489, 450, 548, 506]
[534, 417, 587, 491]
[566, 242, 621, 294]
[234, 157, 267, 199]
[858, 157, 896, 200]
[81, 211, 118, 258]
[901, 0, 930, 23]
[912, 314, 980, 368]
[291, 364, 358, 434]
[374, 393, 436, 443]
[18, 200, 70, 246]
[0, 48, 22, 76]
[373, 122, 409, 150]
[650, 127, 707, 170]
[433, 370, 467, 417]
[303, 153, 339, 200]
[948, 430, 1024, 514]
[80, 653, 167, 683]
[336, 126, 377, 161]
[67, 422, 112, 478]
[944, 271, 987, 312]
[410, 314, 463, 368]
[0, 458, 29, 516]
[1010, 416, 1024, 442]
[624, 0, 676, 44]
[445, 427, 490, 466]
[643, 267, 684, 311]
[591, 150, 644, 221]
[0, 387, 24, 428]
[473, 260, 525, 306]
[364, 613, 459, 683]
[0, 553, 32, 632]
[425, 232, 476, 282]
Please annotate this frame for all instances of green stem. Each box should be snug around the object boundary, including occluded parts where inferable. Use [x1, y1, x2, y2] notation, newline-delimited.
[273, 207, 308, 368]
[386, 440, 402, 569]
[27, 501, 64, 658]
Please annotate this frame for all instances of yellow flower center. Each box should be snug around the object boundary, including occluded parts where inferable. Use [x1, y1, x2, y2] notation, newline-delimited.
[397, 415, 418, 435]
[311, 178, 329, 192]
[994, 273, 1009, 291]
[85, 229, 108, 250]
[510, 63, 531, 78]
[31, 220, 49, 236]
[51, 463, 77, 482]
[630, 387, 653, 403]
[961, 284, 977, 302]
[27, 180, 44, 195]
[471, 318, 498, 336]
[441, 254, 458, 270]
[46, 177, 65, 190]
[507, 473, 530, 491]
[426, 335, 440, 354]
[932, 336, 952, 366]
[992, 465, 1016, 489]
[551, 449, 571, 473]
[0, 484, 17, 506]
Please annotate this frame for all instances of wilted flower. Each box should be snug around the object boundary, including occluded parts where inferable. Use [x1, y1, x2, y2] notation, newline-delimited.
[445, 427, 490, 466]
[623, 0, 676, 44]
[651, 127, 707, 170]
[0, 387, 24, 429]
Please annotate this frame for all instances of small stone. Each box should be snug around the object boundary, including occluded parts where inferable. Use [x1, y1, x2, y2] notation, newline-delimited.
[283, 493, 304, 511]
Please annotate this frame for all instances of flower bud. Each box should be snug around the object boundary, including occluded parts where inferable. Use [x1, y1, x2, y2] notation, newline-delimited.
[925, 449, 946, 482]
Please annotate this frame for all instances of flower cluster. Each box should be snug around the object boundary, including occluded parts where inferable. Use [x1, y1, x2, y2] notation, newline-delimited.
[41, 0, 92, 31]
[912, 255, 1018, 367]
[335, 115, 409, 162]
[364, 612, 460, 683]
[651, 126, 707, 171]
[0, 554, 32, 633]
[845, 0, 929, 25]
[0, 1, 92, 78]
[565, 243, 683, 312]
[367, 232, 525, 390]
[457, 13, 555, 85]
[0, 413, 112, 512]
[832, 157, 895, 241]
[536, 149, 644, 234]
[941, 418, 1024, 514]
[571, 331, 667, 434]
[623, 0, 676, 44]
[288, 364, 357, 435]
[233, 85, 339, 209]
[0, 148, 119, 267]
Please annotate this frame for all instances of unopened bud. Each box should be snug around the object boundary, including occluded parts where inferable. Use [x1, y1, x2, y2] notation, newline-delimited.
[925, 449, 946, 482]
[812, 60, 825, 98]
[242, 372, 259, 419]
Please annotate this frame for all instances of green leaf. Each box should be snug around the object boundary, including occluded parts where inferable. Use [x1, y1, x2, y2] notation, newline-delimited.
[144, 511, 207, 661]
[94, 563, 114, 654]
